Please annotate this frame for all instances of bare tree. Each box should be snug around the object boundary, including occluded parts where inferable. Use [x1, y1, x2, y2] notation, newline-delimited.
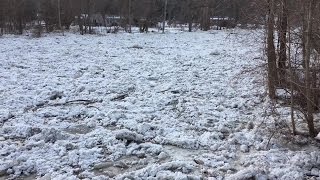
[162, 0, 167, 33]
[267, 0, 277, 99]
[278, 0, 288, 85]
[303, 0, 316, 137]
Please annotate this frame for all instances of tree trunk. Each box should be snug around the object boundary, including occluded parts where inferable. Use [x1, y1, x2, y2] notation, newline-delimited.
[267, 0, 278, 99]
[278, 0, 288, 85]
[17, 16, 23, 35]
[78, 15, 84, 35]
[128, 0, 132, 33]
[303, 0, 316, 137]
[288, 18, 296, 135]
[87, 0, 92, 34]
[199, 0, 209, 31]
[163, 0, 167, 33]
[188, 19, 192, 32]
[202, 3, 210, 31]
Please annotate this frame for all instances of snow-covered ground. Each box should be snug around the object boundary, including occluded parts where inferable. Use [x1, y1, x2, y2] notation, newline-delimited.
[0, 29, 320, 180]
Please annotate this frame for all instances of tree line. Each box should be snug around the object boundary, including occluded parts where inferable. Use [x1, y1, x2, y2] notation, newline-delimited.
[0, 0, 261, 35]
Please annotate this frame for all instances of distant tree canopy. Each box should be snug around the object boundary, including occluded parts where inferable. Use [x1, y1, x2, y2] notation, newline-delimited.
[0, 0, 263, 34]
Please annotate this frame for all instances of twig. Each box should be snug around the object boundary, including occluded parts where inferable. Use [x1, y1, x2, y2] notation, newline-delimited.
[266, 130, 276, 149]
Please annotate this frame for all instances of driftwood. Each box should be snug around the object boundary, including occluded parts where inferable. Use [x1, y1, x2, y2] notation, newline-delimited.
[111, 94, 128, 101]
[26, 99, 102, 112]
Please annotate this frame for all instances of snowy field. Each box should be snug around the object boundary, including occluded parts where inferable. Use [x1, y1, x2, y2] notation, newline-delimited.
[1, 29, 320, 180]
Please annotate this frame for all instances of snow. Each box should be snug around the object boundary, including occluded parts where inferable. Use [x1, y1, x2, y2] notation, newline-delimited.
[316, 133, 320, 140]
[0, 29, 319, 179]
